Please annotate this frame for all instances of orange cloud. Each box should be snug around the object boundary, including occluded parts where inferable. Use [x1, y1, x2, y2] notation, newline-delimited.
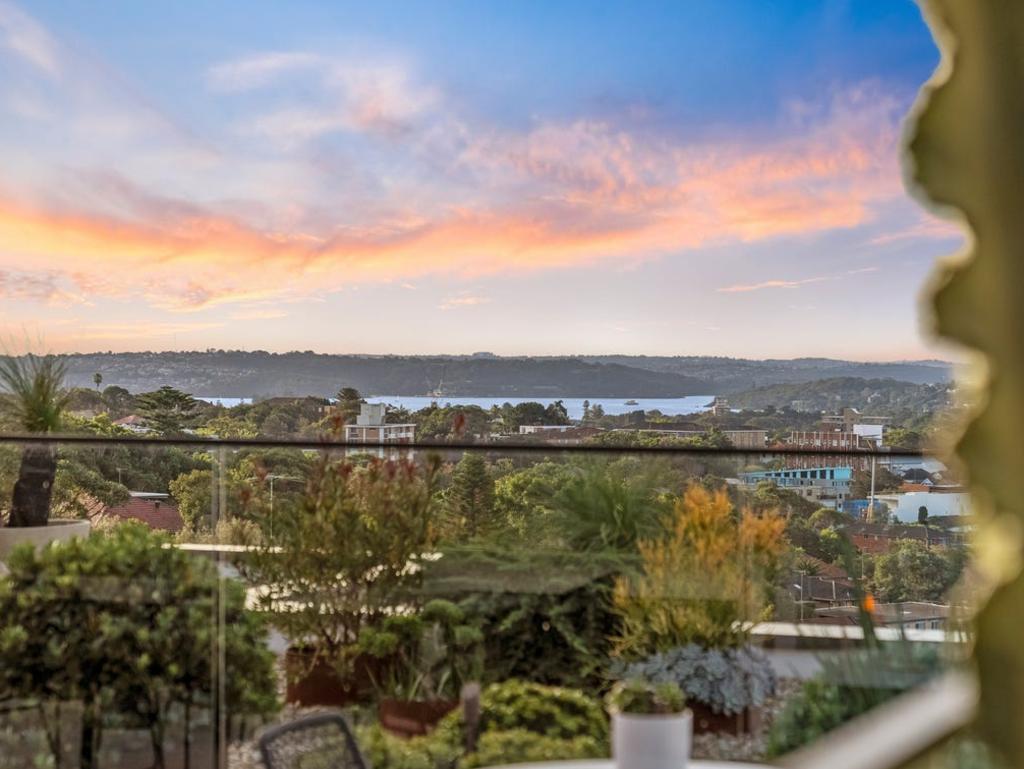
[0, 73, 914, 314]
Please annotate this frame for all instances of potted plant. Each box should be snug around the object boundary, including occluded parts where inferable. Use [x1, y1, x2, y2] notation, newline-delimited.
[618, 644, 776, 734]
[241, 452, 441, 707]
[0, 354, 90, 559]
[360, 599, 484, 736]
[606, 679, 691, 769]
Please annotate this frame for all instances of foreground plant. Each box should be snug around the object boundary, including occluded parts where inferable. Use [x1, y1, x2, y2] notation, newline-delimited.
[0, 354, 69, 527]
[0, 523, 278, 769]
[606, 679, 686, 716]
[613, 484, 786, 652]
[244, 452, 441, 679]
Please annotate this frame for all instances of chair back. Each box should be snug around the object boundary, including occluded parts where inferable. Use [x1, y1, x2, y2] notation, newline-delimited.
[258, 713, 370, 769]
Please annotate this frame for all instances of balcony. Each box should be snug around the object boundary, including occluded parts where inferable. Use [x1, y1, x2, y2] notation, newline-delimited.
[0, 435, 978, 768]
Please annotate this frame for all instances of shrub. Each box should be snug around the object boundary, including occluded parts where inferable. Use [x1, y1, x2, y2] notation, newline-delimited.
[0, 523, 278, 769]
[613, 485, 786, 653]
[357, 723, 461, 769]
[424, 548, 625, 690]
[467, 679, 608, 742]
[606, 679, 686, 715]
[358, 680, 609, 769]
[619, 644, 776, 715]
[357, 599, 484, 701]
[462, 729, 605, 768]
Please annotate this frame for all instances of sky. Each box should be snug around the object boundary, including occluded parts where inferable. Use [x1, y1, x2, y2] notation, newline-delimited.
[0, 0, 964, 359]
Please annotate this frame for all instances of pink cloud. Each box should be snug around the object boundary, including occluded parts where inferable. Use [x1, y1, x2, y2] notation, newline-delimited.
[0, 10, 918, 318]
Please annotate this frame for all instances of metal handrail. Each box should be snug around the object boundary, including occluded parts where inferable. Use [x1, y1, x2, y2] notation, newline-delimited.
[780, 671, 977, 769]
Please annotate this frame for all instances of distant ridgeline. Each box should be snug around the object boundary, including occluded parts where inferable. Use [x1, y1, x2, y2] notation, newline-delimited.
[53, 351, 953, 399]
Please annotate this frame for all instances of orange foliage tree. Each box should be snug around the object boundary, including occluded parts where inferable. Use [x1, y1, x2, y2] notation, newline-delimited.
[613, 484, 786, 654]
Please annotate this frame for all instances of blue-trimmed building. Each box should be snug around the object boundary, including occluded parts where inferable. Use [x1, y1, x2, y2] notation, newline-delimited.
[740, 466, 854, 509]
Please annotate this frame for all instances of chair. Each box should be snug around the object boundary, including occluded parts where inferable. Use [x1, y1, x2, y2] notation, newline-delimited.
[258, 712, 370, 769]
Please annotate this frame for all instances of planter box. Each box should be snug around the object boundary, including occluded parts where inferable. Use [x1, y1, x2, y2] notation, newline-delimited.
[284, 649, 380, 708]
[379, 698, 458, 737]
[689, 701, 762, 735]
[0, 519, 91, 562]
[612, 710, 692, 769]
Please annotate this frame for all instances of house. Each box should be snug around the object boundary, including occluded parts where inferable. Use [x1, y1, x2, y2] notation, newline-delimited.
[790, 558, 857, 608]
[98, 492, 184, 533]
[113, 414, 151, 434]
[873, 489, 971, 523]
[519, 424, 573, 434]
[842, 521, 965, 553]
[740, 466, 853, 509]
[519, 426, 605, 445]
[344, 403, 415, 456]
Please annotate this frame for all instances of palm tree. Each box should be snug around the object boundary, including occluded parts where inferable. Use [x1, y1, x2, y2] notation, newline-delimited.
[0, 355, 69, 527]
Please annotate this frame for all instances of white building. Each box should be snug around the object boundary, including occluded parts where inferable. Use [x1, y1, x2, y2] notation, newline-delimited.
[875, 490, 971, 522]
[519, 425, 572, 434]
[344, 403, 416, 445]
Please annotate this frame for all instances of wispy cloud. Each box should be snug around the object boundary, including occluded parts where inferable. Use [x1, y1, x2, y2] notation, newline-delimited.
[717, 277, 830, 293]
[718, 266, 879, 293]
[439, 294, 491, 310]
[210, 52, 439, 143]
[868, 216, 963, 246]
[0, 1, 59, 76]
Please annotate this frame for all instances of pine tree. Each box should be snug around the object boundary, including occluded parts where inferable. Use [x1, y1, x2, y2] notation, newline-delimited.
[446, 453, 496, 539]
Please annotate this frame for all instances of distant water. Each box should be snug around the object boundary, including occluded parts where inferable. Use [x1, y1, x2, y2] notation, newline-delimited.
[199, 396, 253, 407]
[197, 394, 716, 420]
[364, 395, 716, 420]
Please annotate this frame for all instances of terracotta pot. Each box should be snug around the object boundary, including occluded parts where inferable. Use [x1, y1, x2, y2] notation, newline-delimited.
[612, 709, 693, 769]
[688, 701, 762, 735]
[284, 648, 379, 708]
[0, 519, 91, 563]
[378, 698, 459, 737]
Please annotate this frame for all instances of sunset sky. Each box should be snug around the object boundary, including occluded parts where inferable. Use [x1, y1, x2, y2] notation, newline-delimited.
[0, 1, 963, 359]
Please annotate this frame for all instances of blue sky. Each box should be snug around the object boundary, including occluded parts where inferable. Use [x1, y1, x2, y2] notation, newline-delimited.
[0, 1, 962, 358]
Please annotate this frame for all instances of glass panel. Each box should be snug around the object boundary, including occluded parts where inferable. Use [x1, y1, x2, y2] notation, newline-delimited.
[0, 437, 974, 767]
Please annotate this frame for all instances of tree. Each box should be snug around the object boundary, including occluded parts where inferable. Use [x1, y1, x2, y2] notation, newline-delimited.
[870, 539, 961, 603]
[101, 385, 134, 418]
[136, 386, 199, 436]
[613, 484, 786, 652]
[444, 453, 497, 540]
[850, 466, 903, 499]
[0, 524, 278, 769]
[551, 459, 667, 552]
[93, 371, 103, 390]
[493, 460, 575, 543]
[336, 386, 364, 423]
[0, 354, 69, 527]
[243, 454, 440, 673]
[169, 468, 213, 532]
[581, 399, 592, 422]
[543, 400, 570, 425]
[918, 505, 929, 525]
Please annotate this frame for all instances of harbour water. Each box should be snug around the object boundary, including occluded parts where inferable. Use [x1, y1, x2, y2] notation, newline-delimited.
[198, 395, 716, 420]
[363, 395, 715, 420]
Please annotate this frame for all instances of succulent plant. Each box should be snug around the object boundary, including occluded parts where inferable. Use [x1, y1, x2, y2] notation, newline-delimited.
[619, 644, 775, 715]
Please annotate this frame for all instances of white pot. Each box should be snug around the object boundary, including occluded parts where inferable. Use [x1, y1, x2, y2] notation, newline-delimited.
[0, 519, 91, 562]
[612, 709, 693, 769]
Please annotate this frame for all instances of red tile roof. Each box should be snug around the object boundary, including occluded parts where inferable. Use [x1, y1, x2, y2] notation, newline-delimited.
[104, 497, 184, 533]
